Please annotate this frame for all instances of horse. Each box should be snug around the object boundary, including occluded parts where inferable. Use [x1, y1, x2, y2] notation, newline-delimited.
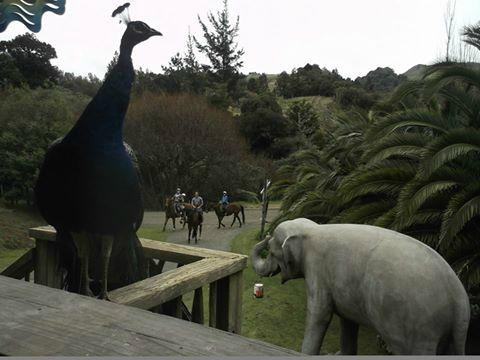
[163, 197, 187, 231]
[205, 202, 245, 229]
[184, 204, 203, 244]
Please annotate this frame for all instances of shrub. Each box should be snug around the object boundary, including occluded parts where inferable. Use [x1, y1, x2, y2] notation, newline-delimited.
[0, 87, 89, 203]
[124, 93, 266, 208]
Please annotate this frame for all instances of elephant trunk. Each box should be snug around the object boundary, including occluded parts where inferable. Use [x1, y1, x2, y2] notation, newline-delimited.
[251, 235, 278, 277]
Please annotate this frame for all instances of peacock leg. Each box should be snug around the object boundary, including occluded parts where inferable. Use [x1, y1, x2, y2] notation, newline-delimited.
[98, 235, 114, 300]
[72, 232, 94, 297]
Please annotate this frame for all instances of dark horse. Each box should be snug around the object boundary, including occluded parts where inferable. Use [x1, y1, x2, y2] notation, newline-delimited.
[184, 204, 202, 244]
[205, 202, 245, 229]
[163, 197, 187, 231]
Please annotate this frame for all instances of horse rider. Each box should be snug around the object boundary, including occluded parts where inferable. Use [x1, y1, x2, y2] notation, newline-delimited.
[173, 188, 186, 217]
[191, 191, 204, 223]
[220, 190, 229, 213]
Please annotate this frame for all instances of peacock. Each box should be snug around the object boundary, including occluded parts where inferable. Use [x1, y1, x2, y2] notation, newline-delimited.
[34, 3, 162, 299]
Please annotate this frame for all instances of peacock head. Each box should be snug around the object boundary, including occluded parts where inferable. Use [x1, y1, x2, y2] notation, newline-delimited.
[113, 3, 162, 49]
[122, 21, 162, 47]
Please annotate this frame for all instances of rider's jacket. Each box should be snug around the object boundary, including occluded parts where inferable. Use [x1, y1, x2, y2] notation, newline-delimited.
[191, 196, 204, 209]
[221, 194, 229, 205]
[173, 192, 184, 203]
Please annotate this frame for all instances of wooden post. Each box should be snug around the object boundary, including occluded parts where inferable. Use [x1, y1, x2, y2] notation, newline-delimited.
[34, 238, 62, 289]
[227, 271, 243, 334]
[162, 296, 182, 318]
[260, 178, 271, 240]
[210, 271, 243, 334]
[209, 281, 218, 328]
[192, 287, 204, 325]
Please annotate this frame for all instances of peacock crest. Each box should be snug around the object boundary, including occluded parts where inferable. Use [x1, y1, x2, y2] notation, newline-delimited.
[0, 0, 66, 33]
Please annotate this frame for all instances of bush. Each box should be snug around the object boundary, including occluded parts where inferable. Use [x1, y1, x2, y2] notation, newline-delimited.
[238, 93, 293, 158]
[0, 87, 90, 203]
[335, 86, 376, 110]
[124, 93, 266, 208]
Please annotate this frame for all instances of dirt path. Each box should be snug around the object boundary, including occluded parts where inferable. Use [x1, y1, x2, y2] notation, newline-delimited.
[143, 207, 280, 252]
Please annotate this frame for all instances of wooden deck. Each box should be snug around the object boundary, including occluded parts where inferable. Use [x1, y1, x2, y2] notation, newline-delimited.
[0, 275, 299, 356]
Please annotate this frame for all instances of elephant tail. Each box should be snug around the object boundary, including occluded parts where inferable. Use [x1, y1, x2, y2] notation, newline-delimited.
[451, 292, 470, 355]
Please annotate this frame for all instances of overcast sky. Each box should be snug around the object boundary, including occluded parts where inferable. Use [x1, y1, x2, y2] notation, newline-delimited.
[1, 0, 479, 80]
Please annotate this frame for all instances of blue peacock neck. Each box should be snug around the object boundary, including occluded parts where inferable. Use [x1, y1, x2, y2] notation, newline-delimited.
[64, 36, 135, 149]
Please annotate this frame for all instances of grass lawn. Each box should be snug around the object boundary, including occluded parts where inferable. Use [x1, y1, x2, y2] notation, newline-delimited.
[137, 225, 168, 242]
[230, 228, 385, 355]
[0, 203, 43, 271]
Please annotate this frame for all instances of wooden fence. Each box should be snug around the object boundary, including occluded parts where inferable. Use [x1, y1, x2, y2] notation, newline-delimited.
[2, 226, 248, 334]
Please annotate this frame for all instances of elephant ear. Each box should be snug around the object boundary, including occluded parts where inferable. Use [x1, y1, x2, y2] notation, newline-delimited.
[281, 235, 303, 275]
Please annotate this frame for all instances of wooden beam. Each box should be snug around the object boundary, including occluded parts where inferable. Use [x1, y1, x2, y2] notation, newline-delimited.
[1, 248, 34, 280]
[29, 226, 247, 263]
[109, 257, 247, 310]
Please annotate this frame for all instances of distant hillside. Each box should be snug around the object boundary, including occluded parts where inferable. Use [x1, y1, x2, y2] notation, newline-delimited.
[402, 62, 480, 80]
[402, 64, 428, 80]
[354, 67, 406, 93]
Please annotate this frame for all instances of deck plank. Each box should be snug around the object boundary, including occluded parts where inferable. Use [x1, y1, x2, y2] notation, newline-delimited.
[0, 276, 299, 356]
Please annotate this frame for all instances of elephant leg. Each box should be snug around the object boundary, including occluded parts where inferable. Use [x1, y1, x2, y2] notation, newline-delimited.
[301, 291, 333, 355]
[340, 317, 359, 355]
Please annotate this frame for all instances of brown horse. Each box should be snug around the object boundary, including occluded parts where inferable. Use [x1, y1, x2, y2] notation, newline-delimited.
[163, 197, 187, 231]
[205, 202, 245, 229]
[184, 204, 203, 244]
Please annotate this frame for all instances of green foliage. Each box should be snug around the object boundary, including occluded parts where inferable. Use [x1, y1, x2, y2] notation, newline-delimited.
[0, 87, 90, 203]
[462, 22, 480, 52]
[124, 93, 265, 208]
[272, 59, 480, 292]
[238, 93, 294, 158]
[335, 86, 376, 110]
[0, 33, 59, 88]
[354, 67, 406, 93]
[246, 73, 269, 94]
[275, 64, 347, 98]
[194, 0, 244, 84]
[58, 72, 101, 97]
[286, 100, 319, 138]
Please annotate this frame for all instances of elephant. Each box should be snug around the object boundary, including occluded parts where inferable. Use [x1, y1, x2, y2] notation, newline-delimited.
[251, 218, 470, 355]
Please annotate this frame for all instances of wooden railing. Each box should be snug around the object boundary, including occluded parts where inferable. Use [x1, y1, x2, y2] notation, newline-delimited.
[1, 226, 247, 334]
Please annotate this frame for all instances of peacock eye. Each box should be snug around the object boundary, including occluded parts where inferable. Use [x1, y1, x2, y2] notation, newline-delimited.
[132, 23, 143, 33]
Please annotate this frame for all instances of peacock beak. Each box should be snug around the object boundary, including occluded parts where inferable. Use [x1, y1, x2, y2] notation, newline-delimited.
[149, 28, 163, 37]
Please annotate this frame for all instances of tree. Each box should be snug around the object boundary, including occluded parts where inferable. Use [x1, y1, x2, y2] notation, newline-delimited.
[0, 33, 59, 88]
[444, 0, 457, 62]
[238, 93, 293, 158]
[462, 22, 480, 52]
[0, 87, 90, 203]
[194, 0, 244, 85]
[286, 100, 319, 138]
[124, 93, 264, 208]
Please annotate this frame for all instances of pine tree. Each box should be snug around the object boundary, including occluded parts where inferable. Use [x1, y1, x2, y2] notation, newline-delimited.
[194, 0, 244, 83]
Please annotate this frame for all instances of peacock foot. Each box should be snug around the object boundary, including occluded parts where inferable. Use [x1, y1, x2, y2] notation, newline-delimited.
[98, 291, 111, 301]
[82, 286, 95, 298]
